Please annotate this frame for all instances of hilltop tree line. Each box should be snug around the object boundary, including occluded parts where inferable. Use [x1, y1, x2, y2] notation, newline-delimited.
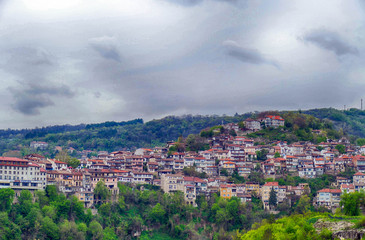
[1, 108, 365, 156]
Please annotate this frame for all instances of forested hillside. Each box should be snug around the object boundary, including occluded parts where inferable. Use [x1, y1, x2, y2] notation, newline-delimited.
[0, 114, 250, 155]
[1, 108, 365, 156]
[303, 108, 365, 138]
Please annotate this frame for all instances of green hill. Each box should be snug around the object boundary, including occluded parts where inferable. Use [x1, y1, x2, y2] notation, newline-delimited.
[0, 114, 251, 156]
[1, 108, 365, 156]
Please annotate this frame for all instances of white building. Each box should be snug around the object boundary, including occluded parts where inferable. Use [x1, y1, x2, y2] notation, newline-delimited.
[244, 118, 261, 131]
[0, 157, 47, 192]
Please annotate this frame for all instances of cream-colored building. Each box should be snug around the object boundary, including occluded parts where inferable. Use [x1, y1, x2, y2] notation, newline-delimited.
[161, 174, 184, 193]
[0, 157, 47, 195]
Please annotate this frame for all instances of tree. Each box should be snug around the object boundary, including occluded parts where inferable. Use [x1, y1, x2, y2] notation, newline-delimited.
[35, 190, 49, 208]
[340, 191, 365, 216]
[103, 227, 118, 240]
[0, 212, 21, 240]
[238, 121, 245, 130]
[335, 144, 346, 154]
[17, 190, 33, 216]
[88, 220, 103, 240]
[59, 220, 85, 240]
[55, 150, 80, 168]
[357, 138, 365, 146]
[0, 188, 14, 212]
[55, 150, 70, 163]
[41, 216, 60, 240]
[67, 157, 81, 169]
[295, 195, 311, 214]
[274, 152, 281, 158]
[185, 134, 208, 152]
[94, 180, 111, 204]
[229, 129, 237, 137]
[256, 149, 268, 161]
[149, 203, 166, 224]
[268, 188, 277, 208]
[46, 185, 59, 202]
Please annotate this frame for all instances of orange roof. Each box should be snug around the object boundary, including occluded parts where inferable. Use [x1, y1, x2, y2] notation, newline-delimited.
[264, 182, 279, 186]
[318, 188, 341, 193]
[354, 172, 365, 176]
[224, 161, 235, 164]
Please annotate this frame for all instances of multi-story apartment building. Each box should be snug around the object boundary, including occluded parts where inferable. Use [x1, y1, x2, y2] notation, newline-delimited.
[160, 174, 184, 193]
[264, 115, 285, 128]
[316, 188, 342, 208]
[0, 157, 47, 194]
[261, 182, 279, 209]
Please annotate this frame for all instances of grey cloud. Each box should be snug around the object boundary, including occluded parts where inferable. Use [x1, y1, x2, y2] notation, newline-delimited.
[249, 73, 364, 110]
[11, 93, 54, 116]
[4, 47, 54, 77]
[89, 36, 121, 62]
[25, 84, 74, 96]
[94, 92, 101, 98]
[165, 0, 247, 7]
[302, 29, 358, 56]
[9, 84, 74, 115]
[222, 40, 279, 68]
[164, 0, 204, 7]
[2, 47, 74, 115]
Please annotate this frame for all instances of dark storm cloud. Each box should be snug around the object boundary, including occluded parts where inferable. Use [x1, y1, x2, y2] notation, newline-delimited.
[2, 47, 74, 115]
[89, 36, 121, 62]
[25, 84, 74, 96]
[9, 84, 74, 115]
[222, 40, 279, 68]
[302, 29, 358, 56]
[10, 93, 54, 116]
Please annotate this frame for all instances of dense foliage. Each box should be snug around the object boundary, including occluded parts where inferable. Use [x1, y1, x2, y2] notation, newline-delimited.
[304, 108, 365, 139]
[239, 214, 333, 240]
[0, 114, 251, 156]
[0, 174, 360, 239]
[0, 183, 271, 240]
[248, 112, 340, 144]
[1, 108, 365, 156]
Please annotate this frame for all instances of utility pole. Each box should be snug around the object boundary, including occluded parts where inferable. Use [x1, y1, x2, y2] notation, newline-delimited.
[361, 98, 362, 111]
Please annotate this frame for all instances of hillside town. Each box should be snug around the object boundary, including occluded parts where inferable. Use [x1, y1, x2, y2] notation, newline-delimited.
[1, 115, 364, 212]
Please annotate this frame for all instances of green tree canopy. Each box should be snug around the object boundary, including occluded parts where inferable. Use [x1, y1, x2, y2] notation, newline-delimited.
[268, 188, 277, 207]
[340, 191, 365, 216]
[0, 188, 14, 212]
[94, 180, 111, 204]
[335, 144, 346, 154]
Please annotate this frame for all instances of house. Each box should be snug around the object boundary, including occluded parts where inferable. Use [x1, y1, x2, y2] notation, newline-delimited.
[131, 172, 153, 184]
[30, 141, 48, 150]
[220, 184, 236, 199]
[353, 172, 365, 185]
[184, 184, 196, 206]
[261, 182, 279, 209]
[244, 118, 261, 131]
[245, 182, 260, 194]
[264, 115, 285, 128]
[0, 157, 47, 194]
[316, 188, 342, 209]
[52, 160, 68, 170]
[299, 165, 316, 178]
[161, 174, 184, 193]
[237, 193, 252, 203]
[341, 184, 355, 193]
[222, 161, 235, 175]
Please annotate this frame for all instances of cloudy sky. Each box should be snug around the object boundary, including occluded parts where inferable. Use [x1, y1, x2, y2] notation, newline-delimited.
[0, 0, 364, 128]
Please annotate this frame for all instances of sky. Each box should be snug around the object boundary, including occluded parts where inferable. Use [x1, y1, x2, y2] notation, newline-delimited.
[0, 0, 364, 129]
